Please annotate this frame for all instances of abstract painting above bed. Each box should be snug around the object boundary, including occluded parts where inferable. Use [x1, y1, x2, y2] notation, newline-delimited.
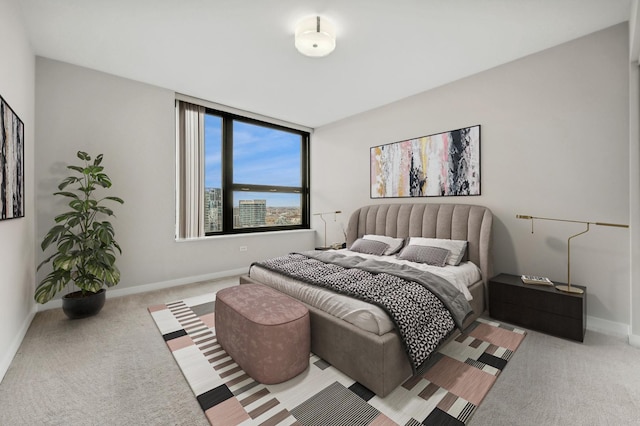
[370, 125, 480, 198]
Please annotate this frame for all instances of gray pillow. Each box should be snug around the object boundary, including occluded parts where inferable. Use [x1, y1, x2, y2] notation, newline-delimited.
[349, 238, 389, 256]
[407, 237, 468, 266]
[363, 234, 405, 255]
[397, 245, 450, 267]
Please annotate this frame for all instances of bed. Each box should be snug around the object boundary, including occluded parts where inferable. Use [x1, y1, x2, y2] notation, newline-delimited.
[240, 203, 493, 397]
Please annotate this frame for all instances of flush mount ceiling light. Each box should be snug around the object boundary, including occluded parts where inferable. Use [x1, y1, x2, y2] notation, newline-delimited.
[295, 16, 336, 57]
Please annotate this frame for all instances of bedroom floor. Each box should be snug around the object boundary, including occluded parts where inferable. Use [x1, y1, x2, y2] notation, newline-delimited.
[1, 275, 638, 426]
[472, 320, 640, 425]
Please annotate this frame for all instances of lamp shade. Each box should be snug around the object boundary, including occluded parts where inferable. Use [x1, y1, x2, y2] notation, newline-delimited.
[295, 16, 336, 57]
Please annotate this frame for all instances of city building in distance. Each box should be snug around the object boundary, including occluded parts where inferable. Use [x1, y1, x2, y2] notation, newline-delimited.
[204, 187, 301, 233]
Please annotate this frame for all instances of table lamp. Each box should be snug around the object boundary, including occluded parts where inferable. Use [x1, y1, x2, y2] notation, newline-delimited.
[313, 210, 341, 249]
[516, 214, 628, 294]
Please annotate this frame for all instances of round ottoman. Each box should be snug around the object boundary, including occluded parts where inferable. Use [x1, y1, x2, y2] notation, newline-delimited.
[215, 284, 310, 384]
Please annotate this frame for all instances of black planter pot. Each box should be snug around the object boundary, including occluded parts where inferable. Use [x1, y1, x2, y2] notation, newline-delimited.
[62, 289, 106, 319]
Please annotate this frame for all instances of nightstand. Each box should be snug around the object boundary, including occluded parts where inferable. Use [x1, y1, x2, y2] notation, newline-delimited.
[488, 273, 586, 342]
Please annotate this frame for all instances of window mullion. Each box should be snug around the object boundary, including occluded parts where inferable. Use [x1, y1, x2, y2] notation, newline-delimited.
[302, 133, 310, 227]
[232, 184, 303, 193]
[222, 116, 234, 233]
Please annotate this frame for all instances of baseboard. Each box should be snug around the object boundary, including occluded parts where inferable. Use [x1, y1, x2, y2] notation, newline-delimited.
[36, 268, 248, 312]
[0, 306, 37, 383]
[629, 333, 640, 348]
[586, 315, 630, 338]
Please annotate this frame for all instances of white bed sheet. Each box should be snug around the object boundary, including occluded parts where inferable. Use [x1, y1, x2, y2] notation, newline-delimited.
[336, 249, 479, 302]
[249, 250, 481, 336]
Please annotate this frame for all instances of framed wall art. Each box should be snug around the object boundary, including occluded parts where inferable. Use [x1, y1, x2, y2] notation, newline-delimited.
[1, 95, 25, 220]
[370, 125, 480, 198]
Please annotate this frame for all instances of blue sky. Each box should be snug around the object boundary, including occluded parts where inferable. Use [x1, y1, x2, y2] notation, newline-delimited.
[205, 115, 302, 207]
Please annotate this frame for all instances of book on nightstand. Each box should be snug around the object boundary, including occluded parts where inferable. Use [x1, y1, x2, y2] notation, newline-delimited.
[521, 275, 554, 286]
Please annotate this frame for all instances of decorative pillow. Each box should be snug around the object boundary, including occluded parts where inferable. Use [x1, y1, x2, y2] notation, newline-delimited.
[397, 245, 450, 267]
[349, 238, 390, 256]
[407, 237, 468, 266]
[363, 234, 404, 255]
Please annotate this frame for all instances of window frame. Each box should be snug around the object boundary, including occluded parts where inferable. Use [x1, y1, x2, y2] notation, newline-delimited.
[205, 107, 310, 236]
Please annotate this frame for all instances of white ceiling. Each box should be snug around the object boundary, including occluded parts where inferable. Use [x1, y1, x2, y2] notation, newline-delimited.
[18, 0, 631, 128]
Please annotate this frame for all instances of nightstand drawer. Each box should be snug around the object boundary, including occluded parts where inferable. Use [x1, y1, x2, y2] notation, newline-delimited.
[489, 273, 586, 342]
[490, 280, 583, 319]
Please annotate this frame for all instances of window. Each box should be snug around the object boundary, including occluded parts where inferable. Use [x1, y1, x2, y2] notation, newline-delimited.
[177, 100, 310, 238]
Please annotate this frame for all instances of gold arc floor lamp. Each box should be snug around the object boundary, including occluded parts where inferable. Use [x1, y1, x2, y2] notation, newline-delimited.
[516, 214, 629, 294]
[313, 210, 341, 249]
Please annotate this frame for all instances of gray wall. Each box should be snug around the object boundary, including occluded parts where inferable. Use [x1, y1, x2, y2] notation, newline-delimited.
[312, 23, 631, 333]
[630, 61, 639, 344]
[629, 2, 640, 346]
[35, 58, 314, 301]
[0, 0, 36, 380]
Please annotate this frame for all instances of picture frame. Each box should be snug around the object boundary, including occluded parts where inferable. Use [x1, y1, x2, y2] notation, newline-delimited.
[370, 125, 480, 198]
[1, 95, 25, 220]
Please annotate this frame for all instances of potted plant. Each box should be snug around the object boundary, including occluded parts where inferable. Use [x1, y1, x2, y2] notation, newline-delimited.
[36, 151, 124, 319]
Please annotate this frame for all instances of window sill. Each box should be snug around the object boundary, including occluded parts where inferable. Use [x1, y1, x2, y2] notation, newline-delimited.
[175, 228, 314, 243]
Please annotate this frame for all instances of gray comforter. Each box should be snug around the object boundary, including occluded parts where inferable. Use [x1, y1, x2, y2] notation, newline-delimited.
[251, 250, 473, 372]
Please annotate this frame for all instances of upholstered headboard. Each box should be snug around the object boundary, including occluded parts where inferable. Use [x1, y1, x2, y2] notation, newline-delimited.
[346, 203, 493, 284]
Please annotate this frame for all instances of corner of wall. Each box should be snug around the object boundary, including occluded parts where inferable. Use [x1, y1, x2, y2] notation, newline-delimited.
[586, 315, 630, 338]
[0, 0, 37, 384]
[0, 306, 36, 382]
[631, 0, 640, 62]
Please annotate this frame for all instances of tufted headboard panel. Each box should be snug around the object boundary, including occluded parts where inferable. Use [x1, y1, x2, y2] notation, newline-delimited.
[346, 203, 493, 284]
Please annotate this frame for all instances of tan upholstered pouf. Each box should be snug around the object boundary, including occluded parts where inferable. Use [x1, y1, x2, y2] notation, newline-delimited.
[215, 284, 310, 384]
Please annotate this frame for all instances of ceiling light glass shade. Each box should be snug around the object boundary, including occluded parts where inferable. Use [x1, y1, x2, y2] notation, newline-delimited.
[295, 16, 336, 57]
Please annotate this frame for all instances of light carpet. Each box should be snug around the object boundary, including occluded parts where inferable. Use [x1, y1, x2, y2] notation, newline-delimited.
[148, 291, 526, 425]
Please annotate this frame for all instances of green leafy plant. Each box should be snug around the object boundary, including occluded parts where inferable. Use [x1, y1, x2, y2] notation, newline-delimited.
[36, 151, 124, 304]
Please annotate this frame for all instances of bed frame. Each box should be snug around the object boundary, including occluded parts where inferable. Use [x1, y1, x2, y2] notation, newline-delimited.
[240, 203, 493, 397]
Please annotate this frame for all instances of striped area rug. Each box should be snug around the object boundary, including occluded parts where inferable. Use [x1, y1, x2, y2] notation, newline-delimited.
[148, 291, 526, 425]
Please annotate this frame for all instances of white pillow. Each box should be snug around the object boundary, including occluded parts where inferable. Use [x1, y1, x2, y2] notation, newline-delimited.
[407, 237, 468, 266]
[363, 234, 404, 255]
